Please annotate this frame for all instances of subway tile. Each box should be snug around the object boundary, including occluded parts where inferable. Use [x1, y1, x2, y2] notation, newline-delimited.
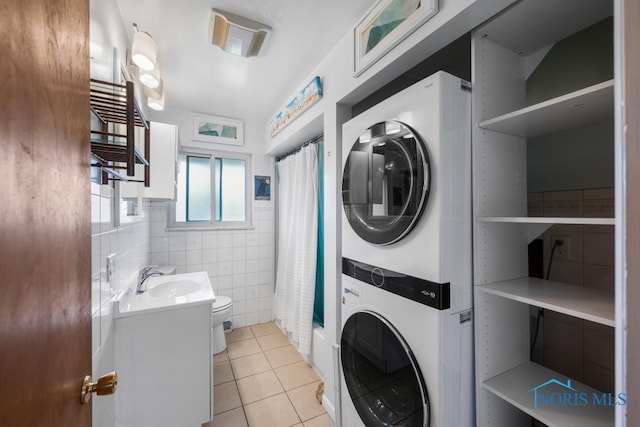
[168, 232, 186, 251]
[203, 262, 218, 277]
[259, 272, 273, 285]
[233, 233, 247, 247]
[233, 274, 247, 288]
[218, 262, 233, 276]
[148, 206, 167, 221]
[233, 300, 247, 315]
[185, 232, 202, 250]
[233, 247, 247, 261]
[246, 260, 260, 273]
[245, 311, 260, 326]
[260, 296, 274, 310]
[202, 232, 219, 249]
[218, 276, 233, 290]
[260, 232, 274, 246]
[260, 310, 274, 323]
[247, 246, 260, 260]
[259, 258, 274, 273]
[233, 260, 247, 274]
[232, 314, 247, 329]
[257, 220, 273, 232]
[175, 265, 186, 274]
[202, 248, 218, 264]
[246, 298, 260, 313]
[260, 284, 274, 297]
[150, 252, 169, 266]
[246, 286, 260, 299]
[218, 289, 233, 299]
[186, 250, 202, 265]
[246, 232, 260, 247]
[150, 236, 169, 253]
[260, 245, 274, 259]
[185, 264, 203, 273]
[246, 273, 260, 286]
[150, 221, 168, 237]
[233, 287, 247, 302]
[169, 251, 186, 266]
[219, 233, 234, 248]
[218, 250, 233, 263]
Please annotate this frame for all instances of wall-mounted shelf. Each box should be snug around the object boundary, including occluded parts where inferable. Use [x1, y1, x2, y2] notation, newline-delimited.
[477, 277, 614, 327]
[484, 362, 614, 427]
[90, 78, 150, 186]
[479, 80, 614, 138]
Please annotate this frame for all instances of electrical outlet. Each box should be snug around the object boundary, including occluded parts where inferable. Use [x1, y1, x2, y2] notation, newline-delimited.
[106, 254, 117, 284]
[551, 235, 569, 258]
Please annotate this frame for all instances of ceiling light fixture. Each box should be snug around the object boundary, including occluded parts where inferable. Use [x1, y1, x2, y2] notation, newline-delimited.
[209, 9, 272, 57]
[138, 61, 161, 88]
[144, 80, 165, 111]
[131, 23, 157, 71]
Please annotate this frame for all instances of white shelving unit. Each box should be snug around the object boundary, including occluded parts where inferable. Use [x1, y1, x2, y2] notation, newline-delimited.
[472, 0, 615, 426]
[483, 362, 615, 427]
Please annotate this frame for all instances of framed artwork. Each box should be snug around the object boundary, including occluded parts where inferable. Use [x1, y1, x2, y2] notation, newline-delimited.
[254, 175, 271, 200]
[354, 0, 438, 76]
[269, 76, 323, 137]
[192, 113, 244, 146]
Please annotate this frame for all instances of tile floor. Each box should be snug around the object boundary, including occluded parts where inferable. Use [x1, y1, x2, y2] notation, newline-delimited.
[204, 322, 332, 427]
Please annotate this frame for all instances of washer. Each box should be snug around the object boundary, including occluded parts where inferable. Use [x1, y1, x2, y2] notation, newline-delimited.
[339, 71, 473, 426]
[341, 70, 472, 313]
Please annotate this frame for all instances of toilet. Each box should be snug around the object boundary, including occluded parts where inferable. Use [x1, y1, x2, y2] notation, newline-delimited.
[211, 296, 232, 354]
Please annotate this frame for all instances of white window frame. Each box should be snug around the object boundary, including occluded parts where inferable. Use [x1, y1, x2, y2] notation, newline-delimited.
[169, 148, 252, 230]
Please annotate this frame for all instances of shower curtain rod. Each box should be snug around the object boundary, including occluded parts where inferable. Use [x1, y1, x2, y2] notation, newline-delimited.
[275, 134, 323, 162]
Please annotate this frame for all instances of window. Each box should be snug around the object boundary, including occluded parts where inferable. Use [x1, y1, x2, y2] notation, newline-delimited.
[172, 151, 251, 228]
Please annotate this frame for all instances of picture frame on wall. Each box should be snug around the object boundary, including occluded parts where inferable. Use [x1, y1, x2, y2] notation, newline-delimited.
[354, 0, 438, 77]
[254, 175, 271, 200]
[192, 113, 244, 146]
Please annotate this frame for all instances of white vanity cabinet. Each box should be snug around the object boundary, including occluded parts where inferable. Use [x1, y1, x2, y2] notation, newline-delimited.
[115, 302, 212, 427]
[143, 121, 178, 199]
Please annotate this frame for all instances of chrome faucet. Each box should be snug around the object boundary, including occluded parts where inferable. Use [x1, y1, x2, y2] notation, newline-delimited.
[136, 266, 165, 294]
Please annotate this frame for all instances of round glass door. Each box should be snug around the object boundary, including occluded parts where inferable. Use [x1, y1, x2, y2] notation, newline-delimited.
[341, 311, 429, 427]
[342, 121, 430, 245]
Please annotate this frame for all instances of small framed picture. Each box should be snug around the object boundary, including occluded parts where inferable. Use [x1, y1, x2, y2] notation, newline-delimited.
[354, 0, 438, 76]
[192, 113, 244, 146]
[254, 175, 271, 200]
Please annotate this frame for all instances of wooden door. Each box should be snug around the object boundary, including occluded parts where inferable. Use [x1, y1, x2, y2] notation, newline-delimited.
[0, 0, 91, 426]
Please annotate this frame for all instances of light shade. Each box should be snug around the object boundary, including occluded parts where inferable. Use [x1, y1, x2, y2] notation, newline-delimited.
[139, 63, 160, 88]
[144, 80, 165, 111]
[131, 31, 157, 71]
[209, 9, 271, 57]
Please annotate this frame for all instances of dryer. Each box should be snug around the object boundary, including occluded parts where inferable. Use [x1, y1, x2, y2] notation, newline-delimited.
[339, 71, 473, 426]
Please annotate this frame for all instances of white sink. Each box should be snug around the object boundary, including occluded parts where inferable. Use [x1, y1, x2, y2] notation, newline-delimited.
[148, 279, 202, 298]
[116, 271, 215, 317]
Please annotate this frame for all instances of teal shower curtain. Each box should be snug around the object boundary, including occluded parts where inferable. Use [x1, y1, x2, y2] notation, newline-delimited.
[313, 141, 324, 327]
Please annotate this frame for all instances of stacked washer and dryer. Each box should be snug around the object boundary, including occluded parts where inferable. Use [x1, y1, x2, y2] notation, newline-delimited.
[339, 71, 474, 427]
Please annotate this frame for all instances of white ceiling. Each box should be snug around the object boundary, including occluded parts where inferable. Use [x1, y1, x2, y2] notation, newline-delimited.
[115, 0, 374, 123]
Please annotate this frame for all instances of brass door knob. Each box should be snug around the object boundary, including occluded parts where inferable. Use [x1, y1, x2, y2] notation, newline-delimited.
[81, 371, 118, 404]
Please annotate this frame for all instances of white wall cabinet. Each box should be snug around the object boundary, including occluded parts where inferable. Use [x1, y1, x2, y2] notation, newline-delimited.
[472, 0, 615, 426]
[143, 122, 178, 199]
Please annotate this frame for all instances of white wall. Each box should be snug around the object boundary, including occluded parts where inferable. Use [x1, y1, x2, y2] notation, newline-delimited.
[263, 0, 517, 417]
[90, 1, 151, 426]
[145, 110, 277, 327]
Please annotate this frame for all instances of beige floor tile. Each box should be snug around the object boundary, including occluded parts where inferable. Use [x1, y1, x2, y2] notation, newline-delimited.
[226, 327, 255, 343]
[274, 361, 320, 391]
[214, 350, 229, 364]
[227, 338, 262, 359]
[230, 352, 272, 379]
[244, 393, 301, 427]
[214, 361, 235, 385]
[256, 332, 290, 351]
[303, 413, 331, 427]
[287, 381, 326, 421]
[264, 344, 304, 369]
[236, 370, 284, 404]
[214, 382, 242, 415]
[250, 321, 282, 337]
[204, 407, 248, 427]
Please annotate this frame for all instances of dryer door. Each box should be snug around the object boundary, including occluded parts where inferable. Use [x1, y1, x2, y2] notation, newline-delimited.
[341, 310, 429, 427]
[342, 121, 430, 245]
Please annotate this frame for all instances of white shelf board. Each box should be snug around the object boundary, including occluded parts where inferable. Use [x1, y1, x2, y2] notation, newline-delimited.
[478, 80, 614, 138]
[478, 216, 615, 226]
[484, 362, 614, 427]
[477, 277, 614, 327]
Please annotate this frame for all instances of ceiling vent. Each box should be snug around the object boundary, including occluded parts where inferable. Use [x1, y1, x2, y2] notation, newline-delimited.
[209, 9, 272, 57]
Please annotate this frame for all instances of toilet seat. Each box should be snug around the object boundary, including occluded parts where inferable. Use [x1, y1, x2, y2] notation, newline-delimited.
[212, 296, 232, 312]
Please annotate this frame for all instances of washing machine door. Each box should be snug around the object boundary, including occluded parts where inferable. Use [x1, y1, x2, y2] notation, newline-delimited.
[341, 310, 429, 427]
[342, 120, 430, 245]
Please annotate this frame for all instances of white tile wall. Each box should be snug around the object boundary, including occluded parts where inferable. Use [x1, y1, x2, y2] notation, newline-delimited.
[91, 182, 151, 427]
[148, 200, 276, 328]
